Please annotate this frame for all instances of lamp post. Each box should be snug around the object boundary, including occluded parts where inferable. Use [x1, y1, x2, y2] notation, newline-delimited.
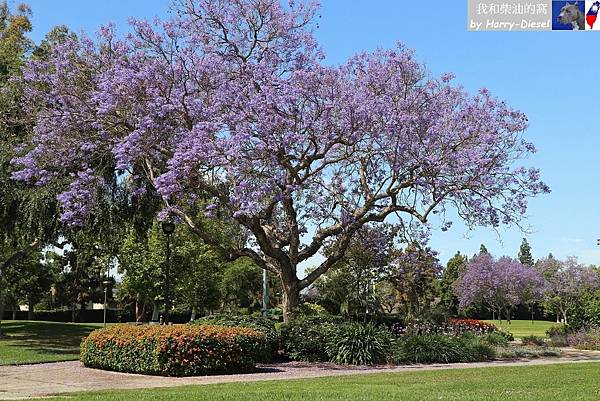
[262, 269, 269, 316]
[161, 220, 175, 324]
[102, 280, 111, 327]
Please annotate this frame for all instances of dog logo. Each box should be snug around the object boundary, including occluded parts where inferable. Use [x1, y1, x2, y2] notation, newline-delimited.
[586, 1, 600, 28]
[555, 1, 585, 30]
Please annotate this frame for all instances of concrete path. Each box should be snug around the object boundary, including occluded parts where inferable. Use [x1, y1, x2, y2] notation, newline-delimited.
[1, 350, 600, 400]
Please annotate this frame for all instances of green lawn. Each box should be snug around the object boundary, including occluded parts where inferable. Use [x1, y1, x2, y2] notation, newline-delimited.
[0, 320, 102, 365]
[35, 362, 600, 401]
[484, 319, 561, 339]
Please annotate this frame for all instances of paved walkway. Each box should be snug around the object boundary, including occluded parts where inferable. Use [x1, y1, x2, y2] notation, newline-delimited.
[1, 350, 600, 400]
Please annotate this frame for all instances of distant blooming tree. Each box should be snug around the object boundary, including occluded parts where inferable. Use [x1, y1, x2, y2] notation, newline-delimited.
[537, 256, 599, 324]
[389, 243, 441, 320]
[12, 0, 549, 319]
[455, 254, 545, 323]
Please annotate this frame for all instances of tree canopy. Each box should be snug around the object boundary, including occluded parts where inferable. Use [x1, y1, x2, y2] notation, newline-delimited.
[10, 0, 549, 318]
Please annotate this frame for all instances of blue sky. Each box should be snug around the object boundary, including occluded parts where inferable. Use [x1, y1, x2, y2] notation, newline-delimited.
[21, 0, 600, 266]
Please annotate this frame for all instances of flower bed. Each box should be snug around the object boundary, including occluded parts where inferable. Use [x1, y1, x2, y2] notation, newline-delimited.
[391, 318, 500, 338]
[568, 327, 600, 350]
[80, 324, 268, 376]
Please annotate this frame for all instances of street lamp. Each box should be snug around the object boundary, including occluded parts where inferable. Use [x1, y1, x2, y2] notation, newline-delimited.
[102, 280, 111, 327]
[161, 220, 176, 324]
[262, 269, 269, 316]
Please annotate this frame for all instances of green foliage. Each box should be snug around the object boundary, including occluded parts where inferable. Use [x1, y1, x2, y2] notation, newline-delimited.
[119, 220, 226, 316]
[219, 258, 263, 311]
[569, 288, 600, 330]
[3, 249, 59, 309]
[546, 324, 569, 346]
[80, 324, 268, 376]
[390, 243, 441, 320]
[290, 302, 329, 318]
[393, 334, 496, 364]
[518, 238, 534, 266]
[195, 314, 279, 358]
[496, 330, 515, 342]
[521, 335, 546, 346]
[280, 315, 345, 362]
[325, 323, 392, 365]
[439, 251, 466, 314]
[481, 332, 509, 347]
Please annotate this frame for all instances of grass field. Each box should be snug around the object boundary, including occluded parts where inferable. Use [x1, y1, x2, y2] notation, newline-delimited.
[34, 362, 600, 401]
[484, 319, 561, 339]
[0, 320, 102, 365]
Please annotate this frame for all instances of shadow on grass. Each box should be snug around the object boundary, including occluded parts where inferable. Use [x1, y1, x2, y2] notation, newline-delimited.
[0, 321, 100, 356]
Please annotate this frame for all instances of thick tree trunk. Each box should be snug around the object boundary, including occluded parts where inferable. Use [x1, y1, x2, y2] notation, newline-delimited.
[281, 279, 300, 323]
[190, 307, 197, 322]
[27, 299, 34, 320]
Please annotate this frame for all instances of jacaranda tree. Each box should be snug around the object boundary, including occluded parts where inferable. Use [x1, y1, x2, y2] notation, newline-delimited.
[537, 256, 599, 324]
[12, 0, 549, 319]
[456, 253, 545, 323]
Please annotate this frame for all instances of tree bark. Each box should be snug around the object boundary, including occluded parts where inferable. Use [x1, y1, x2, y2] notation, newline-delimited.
[281, 278, 300, 322]
[27, 299, 34, 320]
[190, 307, 197, 322]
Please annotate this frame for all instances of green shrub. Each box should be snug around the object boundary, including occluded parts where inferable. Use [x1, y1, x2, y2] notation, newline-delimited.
[546, 325, 569, 347]
[393, 334, 495, 364]
[195, 314, 278, 358]
[80, 324, 268, 376]
[325, 323, 392, 365]
[482, 332, 509, 347]
[521, 335, 546, 346]
[497, 329, 514, 342]
[280, 315, 345, 362]
[292, 302, 330, 317]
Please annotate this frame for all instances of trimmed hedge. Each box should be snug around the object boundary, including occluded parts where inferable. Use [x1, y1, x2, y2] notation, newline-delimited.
[195, 314, 279, 358]
[80, 324, 268, 376]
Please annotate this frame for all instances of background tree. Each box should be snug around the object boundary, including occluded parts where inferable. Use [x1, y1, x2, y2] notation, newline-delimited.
[439, 251, 467, 315]
[389, 243, 441, 320]
[538, 256, 599, 324]
[0, 4, 69, 333]
[12, 0, 549, 320]
[456, 254, 545, 323]
[518, 238, 534, 266]
[4, 249, 58, 319]
[312, 225, 395, 318]
[479, 244, 489, 254]
[219, 258, 263, 313]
